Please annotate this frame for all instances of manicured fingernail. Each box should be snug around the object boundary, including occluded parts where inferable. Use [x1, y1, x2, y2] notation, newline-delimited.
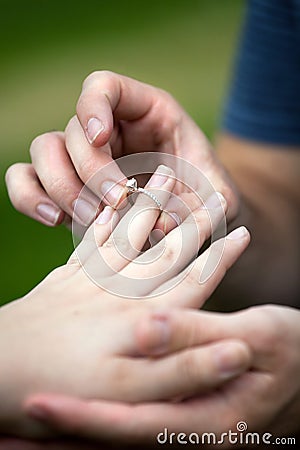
[227, 226, 248, 240]
[101, 181, 125, 207]
[147, 165, 173, 187]
[36, 203, 61, 225]
[72, 198, 96, 226]
[214, 342, 247, 380]
[96, 206, 114, 224]
[150, 316, 170, 355]
[86, 117, 105, 144]
[202, 192, 226, 209]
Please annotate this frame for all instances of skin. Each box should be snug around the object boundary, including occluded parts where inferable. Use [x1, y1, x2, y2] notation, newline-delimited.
[23, 305, 300, 448]
[0, 170, 251, 442]
[5, 73, 299, 305]
[4, 72, 300, 446]
[5, 71, 238, 230]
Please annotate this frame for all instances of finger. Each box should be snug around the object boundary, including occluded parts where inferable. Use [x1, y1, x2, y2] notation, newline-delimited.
[137, 291, 276, 362]
[122, 339, 251, 402]
[77, 71, 158, 147]
[150, 303, 289, 371]
[25, 396, 136, 442]
[24, 388, 243, 443]
[29, 132, 99, 227]
[153, 191, 202, 237]
[116, 191, 227, 296]
[65, 116, 128, 208]
[155, 225, 251, 308]
[5, 163, 64, 226]
[79, 166, 175, 277]
[67, 206, 119, 267]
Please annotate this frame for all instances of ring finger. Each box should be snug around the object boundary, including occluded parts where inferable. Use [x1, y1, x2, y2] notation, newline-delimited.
[72, 165, 175, 277]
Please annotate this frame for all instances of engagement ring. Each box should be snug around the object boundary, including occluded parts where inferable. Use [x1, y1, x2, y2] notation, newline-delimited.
[126, 178, 162, 210]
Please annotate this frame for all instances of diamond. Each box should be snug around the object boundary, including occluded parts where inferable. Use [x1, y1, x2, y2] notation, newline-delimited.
[126, 178, 138, 192]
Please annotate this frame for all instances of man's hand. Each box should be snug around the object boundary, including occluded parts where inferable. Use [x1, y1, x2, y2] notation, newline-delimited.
[24, 305, 300, 446]
[5, 71, 239, 229]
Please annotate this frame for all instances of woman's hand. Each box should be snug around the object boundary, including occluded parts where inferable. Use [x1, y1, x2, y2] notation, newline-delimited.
[0, 166, 250, 439]
[5, 71, 238, 230]
[29, 305, 300, 445]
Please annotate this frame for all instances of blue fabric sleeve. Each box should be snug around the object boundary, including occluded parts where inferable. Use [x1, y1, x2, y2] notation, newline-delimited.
[222, 0, 300, 146]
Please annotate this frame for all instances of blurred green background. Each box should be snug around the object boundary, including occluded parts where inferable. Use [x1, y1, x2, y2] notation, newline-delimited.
[0, 0, 244, 305]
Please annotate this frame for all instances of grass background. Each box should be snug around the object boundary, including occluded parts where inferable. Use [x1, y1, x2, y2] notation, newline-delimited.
[0, 0, 244, 305]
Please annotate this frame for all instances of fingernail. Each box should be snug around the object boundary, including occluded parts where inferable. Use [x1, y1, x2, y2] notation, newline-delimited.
[227, 226, 248, 240]
[150, 316, 170, 355]
[72, 198, 96, 226]
[86, 117, 105, 144]
[101, 180, 125, 207]
[202, 192, 226, 209]
[147, 165, 172, 187]
[36, 203, 61, 225]
[96, 206, 114, 224]
[214, 342, 246, 380]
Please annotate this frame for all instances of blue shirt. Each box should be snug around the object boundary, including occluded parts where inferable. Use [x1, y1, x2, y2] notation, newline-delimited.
[223, 0, 300, 146]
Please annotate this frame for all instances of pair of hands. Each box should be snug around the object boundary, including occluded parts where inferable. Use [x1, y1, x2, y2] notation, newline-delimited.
[3, 71, 300, 446]
[1, 164, 251, 442]
[6, 71, 238, 232]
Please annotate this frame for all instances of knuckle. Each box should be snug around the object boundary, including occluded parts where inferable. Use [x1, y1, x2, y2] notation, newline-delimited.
[5, 164, 32, 210]
[258, 305, 286, 343]
[5, 163, 22, 185]
[29, 132, 59, 159]
[161, 243, 176, 262]
[179, 351, 199, 385]
[82, 70, 101, 88]
[103, 234, 132, 254]
[82, 70, 116, 90]
[46, 177, 73, 206]
[76, 157, 98, 180]
[153, 89, 183, 128]
[246, 305, 284, 350]
[185, 211, 211, 245]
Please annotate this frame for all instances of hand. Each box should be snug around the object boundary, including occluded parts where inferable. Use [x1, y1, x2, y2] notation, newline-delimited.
[26, 305, 300, 445]
[5, 71, 238, 229]
[0, 168, 250, 439]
